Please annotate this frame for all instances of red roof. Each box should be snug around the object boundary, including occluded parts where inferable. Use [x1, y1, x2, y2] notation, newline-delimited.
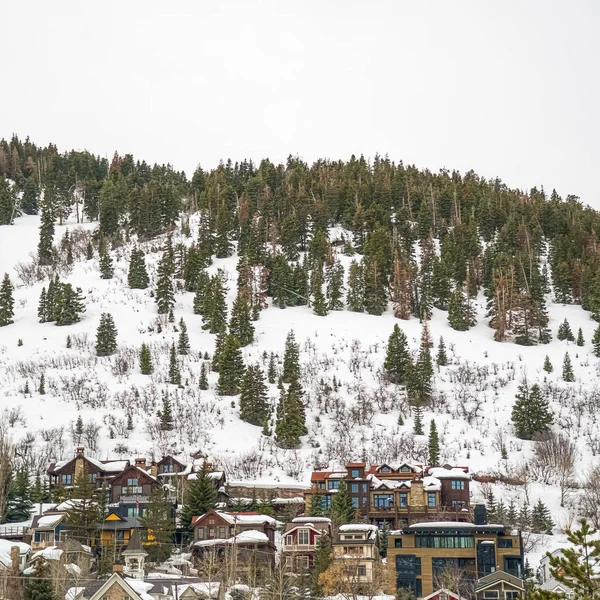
[346, 462, 366, 467]
[310, 471, 334, 481]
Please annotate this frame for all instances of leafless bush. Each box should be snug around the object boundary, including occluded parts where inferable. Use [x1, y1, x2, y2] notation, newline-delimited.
[83, 421, 101, 454]
[579, 465, 600, 528]
[3, 406, 26, 428]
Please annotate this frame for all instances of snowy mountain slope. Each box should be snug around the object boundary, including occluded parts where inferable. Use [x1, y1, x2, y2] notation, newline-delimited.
[1, 213, 598, 566]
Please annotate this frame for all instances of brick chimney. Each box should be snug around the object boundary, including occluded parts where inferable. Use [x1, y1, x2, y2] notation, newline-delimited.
[134, 458, 147, 468]
[75, 447, 85, 457]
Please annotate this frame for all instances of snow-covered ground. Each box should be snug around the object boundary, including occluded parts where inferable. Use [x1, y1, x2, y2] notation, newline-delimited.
[1, 213, 598, 569]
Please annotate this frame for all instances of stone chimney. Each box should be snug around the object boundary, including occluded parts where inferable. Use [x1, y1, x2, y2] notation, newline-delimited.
[134, 458, 147, 468]
[150, 462, 158, 478]
[74, 448, 86, 482]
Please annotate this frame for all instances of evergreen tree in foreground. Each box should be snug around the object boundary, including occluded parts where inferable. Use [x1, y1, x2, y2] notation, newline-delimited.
[98, 240, 114, 279]
[577, 327, 585, 347]
[436, 336, 448, 366]
[511, 381, 553, 440]
[25, 557, 56, 600]
[557, 318, 575, 342]
[275, 382, 306, 448]
[5, 470, 33, 522]
[229, 297, 254, 346]
[282, 330, 300, 383]
[127, 247, 149, 289]
[53, 283, 85, 326]
[543, 355, 553, 373]
[563, 352, 575, 382]
[239, 364, 269, 426]
[168, 344, 181, 386]
[95, 313, 118, 356]
[383, 324, 411, 384]
[179, 464, 218, 534]
[140, 486, 175, 562]
[64, 468, 102, 544]
[177, 318, 190, 355]
[218, 334, 244, 395]
[0, 273, 15, 326]
[37, 188, 56, 267]
[155, 252, 175, 315]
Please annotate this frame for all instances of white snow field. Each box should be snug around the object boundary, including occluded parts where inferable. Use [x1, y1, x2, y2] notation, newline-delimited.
[1, 213, 599, 568]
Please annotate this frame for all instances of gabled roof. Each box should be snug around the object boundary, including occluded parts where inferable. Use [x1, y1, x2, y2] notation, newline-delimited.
[475, 570, 525, 592]
[422, 589, 462, 600]
[192, 509, 280, 528]
[87, 572, 145, 600]
[31, 513, 65, 530]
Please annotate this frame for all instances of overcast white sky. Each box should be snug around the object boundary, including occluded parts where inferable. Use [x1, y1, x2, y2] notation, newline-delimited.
[3, 1, 599, 205]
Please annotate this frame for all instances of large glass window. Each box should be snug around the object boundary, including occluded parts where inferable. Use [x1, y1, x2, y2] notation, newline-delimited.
[351, 470, 359, 478]
[352, 497, 359, 508]
[499, 538, 513, 548]
[415, 535, 475, 549]
[61, 474, 72, 485]
[127, 478, 139, 487]
[399, 493, 408, 508]
[374, 494, 394, 508]
[328, 480, 340, 490]
[451, 480, 465, 490]
[396, 555, 421, 575]
[428, 493, 436, 508]
[298, 529, 310, 545]
[504, 557, 523, 578]
[352, 483, 359, 493]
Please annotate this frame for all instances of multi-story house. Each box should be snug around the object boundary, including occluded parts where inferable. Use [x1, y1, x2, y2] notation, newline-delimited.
[538, 549, 573, 598]
[332, 523, 381, 587]
[282, 516, 331, 573]
[47, 447, 129, 491]
[306, 463, 472, 529]
[387, 519, 523, 599]
[191, 510, 280, 575]
[30, 512, 69, 551]
[108, 463, 161, 518]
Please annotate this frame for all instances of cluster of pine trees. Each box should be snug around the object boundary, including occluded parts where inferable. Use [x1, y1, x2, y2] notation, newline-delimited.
[5, 136, 600, 346]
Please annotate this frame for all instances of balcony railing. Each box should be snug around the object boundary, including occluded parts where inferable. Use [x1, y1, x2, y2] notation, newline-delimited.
[284, 544, 317, 552]
[0, 526, 27, 538]
[119, 495, 150, 504]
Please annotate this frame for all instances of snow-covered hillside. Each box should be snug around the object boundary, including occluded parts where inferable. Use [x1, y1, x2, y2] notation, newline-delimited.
[1, 214, 598, 567]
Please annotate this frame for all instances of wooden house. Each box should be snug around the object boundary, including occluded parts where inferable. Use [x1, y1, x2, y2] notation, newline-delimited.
[282, 516, 331, 573]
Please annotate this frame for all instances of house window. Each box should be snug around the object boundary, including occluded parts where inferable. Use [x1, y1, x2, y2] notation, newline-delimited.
[127, 508, 138, 517]
[357, 565, 366, 577]
[352, 497, 359, 508]
[401, 466, 410, 473]
[61, 474, 72, 485]
[323, 496, 332, 509]
[452, 500, 466, 507]
[374, 494, 394, 508]
[297, 556, 309, 570]
[380, 466, 390, 473]
[451, 480, 465, 490]
[298, 529, 310, 545]
[163, 465, 174, 473]
[127, 478, 139, 487]
[427, 493, 436, 508]
[351, 483, 359, 493]
[318, 482, 325, 489]
[89, 473, 97, 483]
[197, 527, 205, 539]
[504, 557, 523, 578]
[505, 593, 519, 600]
[499, 538, 513, 548]
[209, 528, 215, 538]
[399, 493, 408, 508]
[362, 496, 368, 506]
[362, 484, 368, 493]
[218, 527, 227, 538]
[483, 593, 498, 599]
[328, 480, 340, 490]
[394, 538, 402, 548]
[351, 470, 359, 478]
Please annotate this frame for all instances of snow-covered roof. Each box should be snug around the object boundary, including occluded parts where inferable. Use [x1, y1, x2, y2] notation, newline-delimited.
[0, 539, 30, 555]
[65, 586, 85, 600]
[422, 476, 442, 491]
[36, 514, 63, 528]
[406, 522, 504, 530]
[31, 546, 64, 561]
[175, 582, 220, 598]
[427, 467, 470, 480]
[203, 511, 280, 527]
[292, 516, 331, 524]
[339, 524, 378, 532]
[194, 529, 269, 547]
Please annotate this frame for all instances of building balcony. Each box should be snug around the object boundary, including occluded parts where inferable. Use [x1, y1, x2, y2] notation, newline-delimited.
[119, 495, 150, 504]
[31, 539, 56, 551]
[283, 544, 317, 552]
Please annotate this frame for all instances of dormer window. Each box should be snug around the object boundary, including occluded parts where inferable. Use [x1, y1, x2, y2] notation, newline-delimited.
[351, 469, 359, 478]
[380, 466, 390, 473]
[401, 466, 410, 473]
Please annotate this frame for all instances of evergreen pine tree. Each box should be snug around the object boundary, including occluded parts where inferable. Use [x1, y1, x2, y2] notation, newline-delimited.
[229, 297, 254, 346]
[168, 344, 181, 385]
[86, 240, 94, 261]
[413, 405, 424, 435]
[347, 260, 365, 312]
[37, 187, 56, 266]
[0, 273, 15, 326]
[159, 392, 174, 430]
[268, 352, 277, 384]
[140, 486, 175, 562]
[308, 487, 324, 516]
[39, 373, 45, 395]
[95, 313, 118, 356]
[593, 325, 600, 358]
[363, 256, 387, 315]
[239, 364, 269, 426]
[53, 283, 85, 326]
[211, 331, 226, 372]
[25, 558, 56, 600]
[38, 287, 47, 323]
[511, 381, 553, 439]
[21, 176, 39, 215]
[5, 470, 32, 522]
[98, 240, 114, 279]
[282, 330, 300, 383]
[563, 352, 575, 382]
[192, 269, 210, 314]
[156, 253, 175, 315]
[557, 318, 575, 342]
[218, 335, 244, 395]
[177, 318, 190, 355]
[66, 335, 72, 348]
[577, 327, 585, 347]
[384, 324, 411, 384]
[199, 363, 209, 390]
[202, 274, 228, 333]
[275, 382, 306, 448]
[531, 499, 554, 534]
[140, 343, 153, 374]
[448, 285, 475, 331]
[64, 467, 102, 544]
[543, 355, 553, 373]
[179, 464, 218, 533]
[330, 480, 355, 527]
[127, 247, 149, 289]
[436, 336, 448, 366]
[311, 263, 329, 316]
[326, 260, 345, 310]
[428, 420, 440, 466]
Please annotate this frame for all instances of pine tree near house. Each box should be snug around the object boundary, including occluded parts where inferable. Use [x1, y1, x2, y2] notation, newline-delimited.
[326, 259, 345, 311]
[239, 364, 270, 426]
[140, 486, 175, 562]
[64, 468, 102, 545]
[229, 297, 254, 346]
[543, 355, 553, 373]
[199, 363, 209, 390]
[577, 327, 585, 347]
[98, 240, 114, 279]
[428, 420, 440, 466]
[127, 247, 149, 289]
[217, 334, 244, 395]
[557, 318, 575, 342]
[531, 498, 554, 534]
[0, 273, 15, 326]
[5, 470, 32, 523]
[383, 324, 411, 384]
[282, 330, 300, 383]
[140, 343, 153, 375]
[156, 253, 175, 315]
[563, 352, 575, 382]
[25, 558, 56, 600]
[177, 318, 190, 355]
[511, 380, 553, 440]
[168, 344, 181, 386]
[330, 480, 355, 527]
[179, 464, 218, 534]
[436, 336, 448, 366]
[532, 520, 600, 599]
[95, 313, 118, 356]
